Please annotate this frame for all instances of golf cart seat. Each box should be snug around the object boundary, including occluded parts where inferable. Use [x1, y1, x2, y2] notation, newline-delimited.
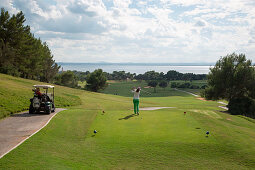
[41, 94, 51, 102]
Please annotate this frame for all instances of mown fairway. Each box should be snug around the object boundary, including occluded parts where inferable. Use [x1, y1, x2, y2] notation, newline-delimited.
[101, 80, 206, 97]
[0, 74, 255, 169]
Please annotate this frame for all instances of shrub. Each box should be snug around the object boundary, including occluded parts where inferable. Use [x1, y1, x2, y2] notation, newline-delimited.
[148, 80, 158, 92]
[190, 85, 199, 89]
[177, 82, 191, 88]
[228, 97, 255, 118]
[200, 89, 205, 98]
[201, 85, 208, 89]
[159, 81, 168, 89]
[171, 82, 178, 88]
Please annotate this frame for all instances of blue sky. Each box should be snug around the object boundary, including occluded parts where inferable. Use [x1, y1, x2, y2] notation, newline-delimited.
[2, 0, 255, 63]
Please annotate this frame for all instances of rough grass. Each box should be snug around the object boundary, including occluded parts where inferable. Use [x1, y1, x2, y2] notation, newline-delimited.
[0, 73, 81, 119]
[0, 75, 255, 169]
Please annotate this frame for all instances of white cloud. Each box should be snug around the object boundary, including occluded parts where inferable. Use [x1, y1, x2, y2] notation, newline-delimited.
[113, 0, 132, 8]
[1, 0, 255, 63]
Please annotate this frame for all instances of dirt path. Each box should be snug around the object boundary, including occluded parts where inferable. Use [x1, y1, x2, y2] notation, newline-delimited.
[0, 108, 65, 159]
[174, 88, 199, 97]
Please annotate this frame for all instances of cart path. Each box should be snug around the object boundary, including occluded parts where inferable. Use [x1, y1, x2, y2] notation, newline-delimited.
[174, 88, 228, 110]
[174, 88, 199, 97]
[0, 108, 66, 159]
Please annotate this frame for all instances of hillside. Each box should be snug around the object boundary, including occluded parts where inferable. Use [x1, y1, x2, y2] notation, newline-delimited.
[0, 73, 81, 119]
[0, 73, 255, 169]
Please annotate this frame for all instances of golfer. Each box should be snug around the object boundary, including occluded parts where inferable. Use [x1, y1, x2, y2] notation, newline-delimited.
[35, 88, 42, 98]
[131, 87, 141, 115]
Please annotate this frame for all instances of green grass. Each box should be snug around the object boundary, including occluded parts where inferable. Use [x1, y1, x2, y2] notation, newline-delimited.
[0, 74, 255, 169]
[0, 73, 81, 118]
[101, 80, 207, 97]
[171, 80, 207, 87]
[171, 80, 207, 95]
[101, 80, 195, 97]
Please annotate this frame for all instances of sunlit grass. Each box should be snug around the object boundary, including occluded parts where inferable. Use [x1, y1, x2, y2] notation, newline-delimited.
[0, 73, 81, 118]
[0, 74, 254, 169]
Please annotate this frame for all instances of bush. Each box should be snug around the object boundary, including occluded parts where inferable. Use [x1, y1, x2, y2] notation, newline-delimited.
[200, 89, 205, 98]
[201, 85, 208, 89]
[148, 80, 158, 92]
[171, 82, 178, 88]
[177, 82, 191, 88]
[190, 85, 199, 89]
[159, 81, 168, 89]
[228, 97, 255, 118]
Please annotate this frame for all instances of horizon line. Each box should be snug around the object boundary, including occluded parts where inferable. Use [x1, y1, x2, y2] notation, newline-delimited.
[56, 62, 216, 66]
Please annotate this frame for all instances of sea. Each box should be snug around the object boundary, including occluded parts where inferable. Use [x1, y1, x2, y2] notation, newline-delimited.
[58, 63, 213, 74]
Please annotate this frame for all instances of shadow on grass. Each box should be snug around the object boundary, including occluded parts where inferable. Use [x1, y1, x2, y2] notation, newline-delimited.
[118, 114, 136, 120]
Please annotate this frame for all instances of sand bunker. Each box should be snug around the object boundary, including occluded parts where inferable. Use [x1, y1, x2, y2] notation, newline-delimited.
[139, 107, 176, 110]
[196, 97, 208, 101]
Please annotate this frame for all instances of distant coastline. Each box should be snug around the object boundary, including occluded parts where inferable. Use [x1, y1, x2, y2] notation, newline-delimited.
[57, 62, 215, 66]
[57, 62, 213, 74]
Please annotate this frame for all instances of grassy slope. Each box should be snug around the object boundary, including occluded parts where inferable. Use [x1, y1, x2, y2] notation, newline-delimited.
[0, 73, 81, 118]
[0, 74, 255, 169]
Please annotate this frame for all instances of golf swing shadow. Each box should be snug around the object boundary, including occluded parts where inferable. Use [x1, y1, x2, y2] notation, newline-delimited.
[118, 114, 137, 120]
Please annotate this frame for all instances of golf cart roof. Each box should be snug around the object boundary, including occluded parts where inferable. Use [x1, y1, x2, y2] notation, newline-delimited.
[33, 85, 54, 89]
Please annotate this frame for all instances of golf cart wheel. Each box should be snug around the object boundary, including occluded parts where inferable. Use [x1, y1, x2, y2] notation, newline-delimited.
[45, 106, 51, 114]
[51, 104, 55, 112]
[29, 105, 34, 114]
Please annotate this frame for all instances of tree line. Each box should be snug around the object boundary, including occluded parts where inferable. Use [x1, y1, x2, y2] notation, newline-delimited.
[135, 70, 206, 81]
[104, 70, 207, 81]
[0, 8, 59, 82]
[54, 69, 107, 92]
[55, 69, 207, 90]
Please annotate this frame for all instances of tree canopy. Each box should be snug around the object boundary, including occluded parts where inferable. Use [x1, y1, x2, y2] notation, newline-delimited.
[55, 71, 78, 88]
[86, 69, 107, 92]
[0, 8, 59, 82]
[204, 53, 255, 118]
[204, 53, 255, 100]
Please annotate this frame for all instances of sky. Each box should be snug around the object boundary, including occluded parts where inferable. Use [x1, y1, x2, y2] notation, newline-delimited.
[2, 0, 255, 63]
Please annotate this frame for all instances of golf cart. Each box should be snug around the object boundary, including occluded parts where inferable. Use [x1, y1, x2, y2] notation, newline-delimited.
[29, 85, 55, 114]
